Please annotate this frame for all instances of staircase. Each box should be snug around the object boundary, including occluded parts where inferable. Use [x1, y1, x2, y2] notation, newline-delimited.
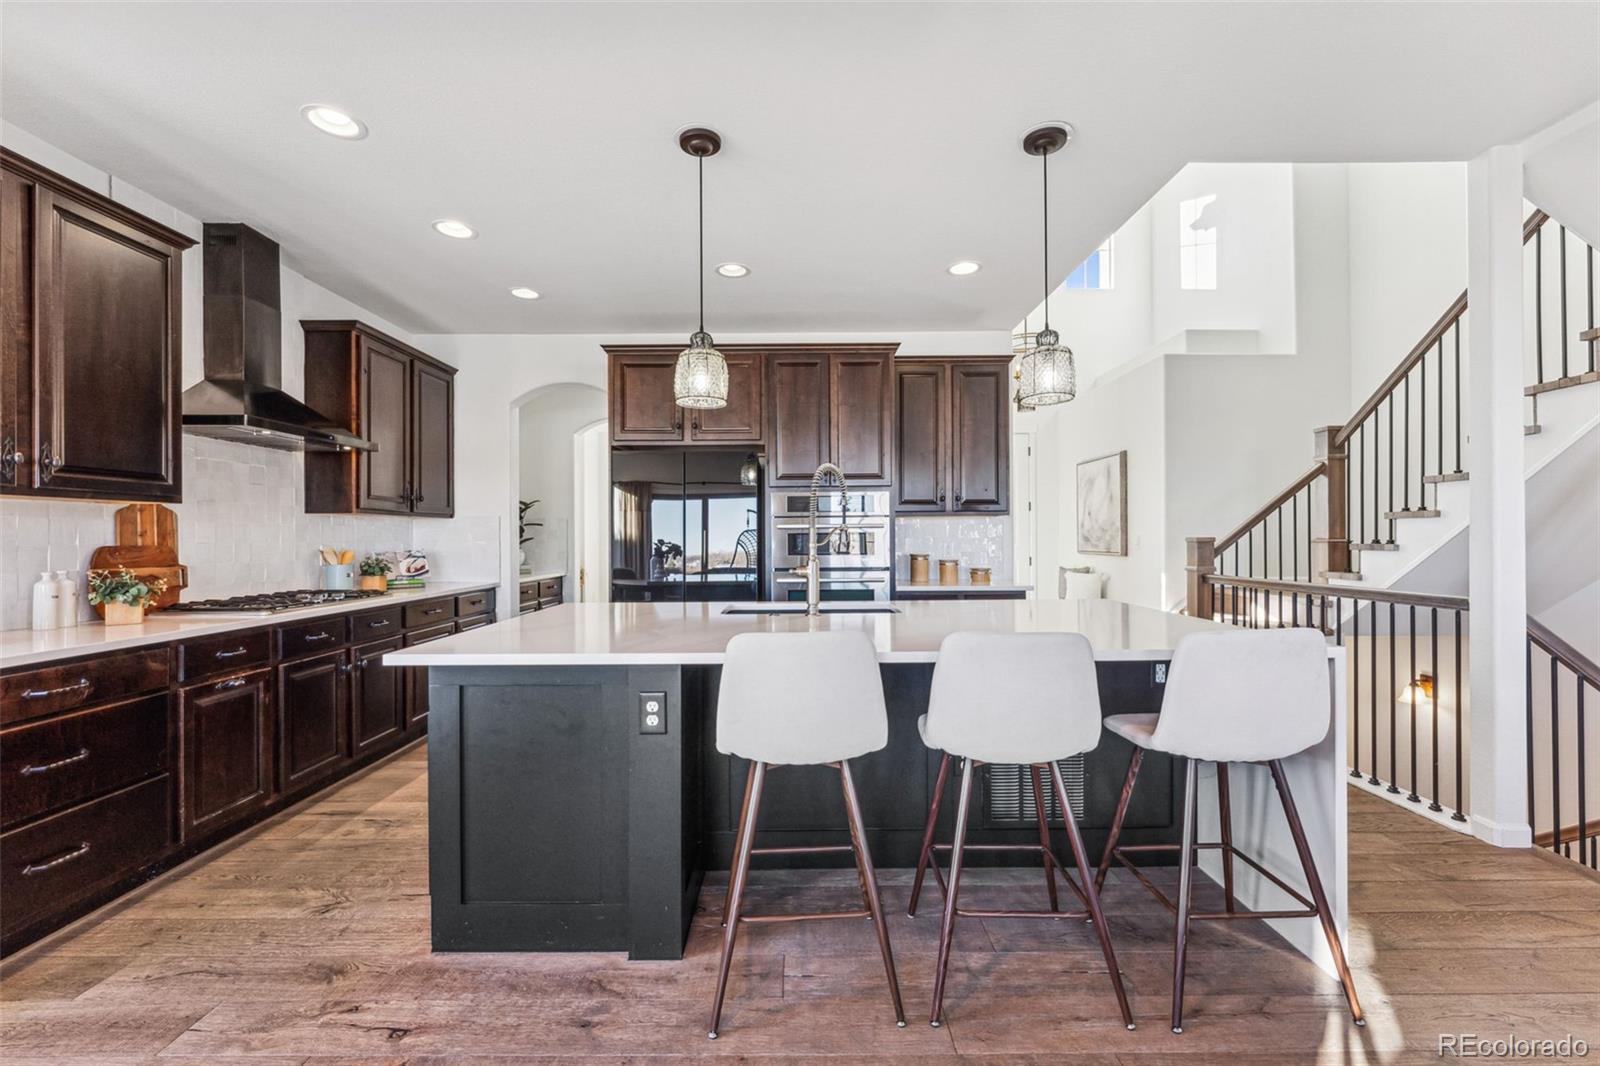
[1186, 207, 1599, 869]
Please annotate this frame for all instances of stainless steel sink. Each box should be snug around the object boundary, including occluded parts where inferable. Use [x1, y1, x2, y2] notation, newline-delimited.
[721, 604, 900, 615]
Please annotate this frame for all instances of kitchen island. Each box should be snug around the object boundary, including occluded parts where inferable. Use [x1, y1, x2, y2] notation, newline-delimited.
[389, 599, 1348, 972]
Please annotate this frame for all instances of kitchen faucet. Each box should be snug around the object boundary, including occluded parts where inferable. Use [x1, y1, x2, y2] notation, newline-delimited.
[795, 462, 851, 615]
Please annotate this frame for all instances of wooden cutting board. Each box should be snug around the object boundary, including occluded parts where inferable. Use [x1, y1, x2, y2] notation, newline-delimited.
[87, 504, 187, 615]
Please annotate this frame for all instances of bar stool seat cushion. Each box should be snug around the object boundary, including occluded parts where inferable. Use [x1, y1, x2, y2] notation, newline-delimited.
[1102, 712, 1159, 748]
[717, 631, 888, 765]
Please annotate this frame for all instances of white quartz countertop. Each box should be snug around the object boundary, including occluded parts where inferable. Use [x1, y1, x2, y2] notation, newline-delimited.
[519, 571, 566, 583]
[385, 598, 1275, 667]
[897, 581, 1035, 593]
[0, 581, 498, 670]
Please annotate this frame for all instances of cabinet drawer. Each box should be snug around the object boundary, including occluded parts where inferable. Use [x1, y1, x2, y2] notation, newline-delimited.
[1, 646, 170, 727]
[1, 775, 173, 941]
[1, 693, 171, 830]
[278, 616, 350, 660]
[352, 605, 404, 639]
[455, 589, 494, 619]
[177, 629, 271, 682]
[403, 598, 455, 628]
[538, 579, 562, 600]
[519, 582, 538, 605]
[457, 615, 492, 634]
[403, 621, 456, 647]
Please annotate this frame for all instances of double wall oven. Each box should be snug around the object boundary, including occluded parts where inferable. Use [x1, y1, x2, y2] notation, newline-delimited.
[767, 490, 892, 602]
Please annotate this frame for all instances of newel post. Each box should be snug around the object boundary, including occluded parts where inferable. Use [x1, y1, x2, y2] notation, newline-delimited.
[1186, 537, 1216, 620]
[1313, 425, 1349, 578]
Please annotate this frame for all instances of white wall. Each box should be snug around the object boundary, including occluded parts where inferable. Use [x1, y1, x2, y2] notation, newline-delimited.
[516, 383, 606, 578]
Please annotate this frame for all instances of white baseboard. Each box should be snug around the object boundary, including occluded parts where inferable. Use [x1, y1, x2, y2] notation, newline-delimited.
[1471, 813, 1534, 848]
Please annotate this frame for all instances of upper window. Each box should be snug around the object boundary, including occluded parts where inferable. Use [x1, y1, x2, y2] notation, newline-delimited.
[1179, 195, 1217, 290]
[1064, 238, 1113, 290]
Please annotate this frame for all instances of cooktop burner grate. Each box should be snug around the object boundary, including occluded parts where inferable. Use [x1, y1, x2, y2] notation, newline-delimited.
[166, 588, 388, 614]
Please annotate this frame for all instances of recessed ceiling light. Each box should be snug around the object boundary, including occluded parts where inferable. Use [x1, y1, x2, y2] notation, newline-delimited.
[432, 219, 477, 240]
[716, 263, 749, 278]
[510, 287, 541, 300]
[947, 260, 982, 276]
[301, 104, 367, 140]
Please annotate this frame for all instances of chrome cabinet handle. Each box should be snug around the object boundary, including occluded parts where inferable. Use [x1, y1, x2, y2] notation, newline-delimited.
[22, 842, 90, 875]
[338, 661, 354, 676]
[367, 618, 391, 628]
[423, 606, 443, 616]
[303, 632, 333, 643]
[38, 441, 56, 483]
[20, 747, 90, 776]
[954, 492, 963, 506]
[215, 677, 247, 691]
[21, 678, 91, 702]
[0, 434, 19, 482]
[937, 491, 946, 504]
[214, 645, 249, 659]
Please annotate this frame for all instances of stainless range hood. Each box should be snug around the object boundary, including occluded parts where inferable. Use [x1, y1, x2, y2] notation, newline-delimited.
[181, 223, 374, 452]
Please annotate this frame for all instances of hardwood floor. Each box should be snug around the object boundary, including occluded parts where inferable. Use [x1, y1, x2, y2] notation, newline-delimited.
[3, 743, 1596, 1064]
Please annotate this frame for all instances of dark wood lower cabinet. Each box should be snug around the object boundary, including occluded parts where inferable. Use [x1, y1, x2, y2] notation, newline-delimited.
[353, 637, 406, 755]
[277, 649, 351, 792]
[181, 667, 274, 837]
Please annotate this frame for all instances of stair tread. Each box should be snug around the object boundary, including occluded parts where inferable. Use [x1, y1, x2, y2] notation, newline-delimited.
[1352, 542, 1400, 551]
[1526, 424, 1542, 435]
[1384, 509, 1441, 520]
[1322, 571, 1364, 581]
[1423, 471, 1469, 483]
[1525, 370, 1600, 396]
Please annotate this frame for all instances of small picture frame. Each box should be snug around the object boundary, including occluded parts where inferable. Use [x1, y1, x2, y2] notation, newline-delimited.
[1076, 451, 1128, 556]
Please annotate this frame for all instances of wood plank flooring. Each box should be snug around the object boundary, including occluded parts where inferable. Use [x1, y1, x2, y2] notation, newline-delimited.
[3, 744, 1597, 1064]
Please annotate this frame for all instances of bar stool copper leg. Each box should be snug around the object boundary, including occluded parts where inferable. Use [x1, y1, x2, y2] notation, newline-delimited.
[907, 752, 951, 917]
[1030, 764, 1061, 912]
[721, 761, 757, 927]
[1096, 747, 1144, 891]
[1269, 760, 1366, 1027]
[929, 757, 975, 1027]
[840, 760, 907, 1027]
[709, 761, 766, 1040]
[1171, 759, 1199, 1034]
[1050, 761, 1135, 1029]
[1216, 762, 1236, 914]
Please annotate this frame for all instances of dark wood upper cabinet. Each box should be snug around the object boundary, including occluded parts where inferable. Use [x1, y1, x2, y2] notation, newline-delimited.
[302, 321, 455, 516]
[606, 347, 765, 446]
[829, 351, 892, 485]
[767, 352, 830, 482]
[180, 668, 274, 838]
[893, 357, 1010, 513]
[893, 362, 947, 511]
[1, 150, 193, 502]
[276, 650, 350, 793]
[768, 347, 896, 485]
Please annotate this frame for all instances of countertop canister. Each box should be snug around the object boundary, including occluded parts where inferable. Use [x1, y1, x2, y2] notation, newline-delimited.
[909, 553, 929, 585]
[938, 559, 959, 585]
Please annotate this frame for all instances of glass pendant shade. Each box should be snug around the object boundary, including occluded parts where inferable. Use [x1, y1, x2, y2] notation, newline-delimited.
[739, 453, 760, 487]
[1017, 327, 1076, 407]
[673, 330, 729, 409]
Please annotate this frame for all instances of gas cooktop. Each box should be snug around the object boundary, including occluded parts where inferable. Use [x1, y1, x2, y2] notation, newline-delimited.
[165, 588, 387, 617]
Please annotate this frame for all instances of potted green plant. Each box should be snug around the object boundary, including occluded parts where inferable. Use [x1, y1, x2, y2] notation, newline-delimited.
[519, 499, 543, 568]
[358, 554, 393, 592]
[87, 567, 167, 626]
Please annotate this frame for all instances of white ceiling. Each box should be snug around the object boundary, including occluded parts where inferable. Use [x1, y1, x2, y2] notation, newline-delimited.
[3, 2, 1595, 335]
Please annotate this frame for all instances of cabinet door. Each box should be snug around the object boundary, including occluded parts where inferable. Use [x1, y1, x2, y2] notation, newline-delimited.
[610, 354, 683, 443]
[689, 352, 764, 443]
[410, 359, 454, 517]
[33, 187, 182, 501]
[276, 650, 350, 792]
[358, 338, 411, 513]
[0, 164, 33, 491]
[768, 353, 829, 483]
[830, 352, 892, 486]
[893, 362, 947, 512]
[353, 637, 405, 756]
[950, 362, 1009, 512]
[402, 621, 455, 732]
[181, 669, 274, 837]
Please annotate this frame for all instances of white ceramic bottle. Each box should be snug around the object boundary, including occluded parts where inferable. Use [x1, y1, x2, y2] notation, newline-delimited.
[31, 571, 60, 630]
[55, 570, 78, 628]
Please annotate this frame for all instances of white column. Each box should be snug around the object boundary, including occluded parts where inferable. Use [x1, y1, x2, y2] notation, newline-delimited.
[1465, 144, 1531, 848]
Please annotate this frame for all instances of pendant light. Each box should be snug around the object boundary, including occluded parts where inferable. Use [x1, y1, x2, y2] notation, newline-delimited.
[1016, 124, 1076, 408]
[674, 127, 729, 409]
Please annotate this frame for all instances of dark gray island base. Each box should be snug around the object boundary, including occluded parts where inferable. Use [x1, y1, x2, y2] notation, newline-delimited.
[425, 661, 1180, 960]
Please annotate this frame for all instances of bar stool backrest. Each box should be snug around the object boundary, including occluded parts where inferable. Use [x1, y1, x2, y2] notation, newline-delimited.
[717, 631, 888, 765]
[923, 632, 1102, 764]
[1151, 629, 1331, 762]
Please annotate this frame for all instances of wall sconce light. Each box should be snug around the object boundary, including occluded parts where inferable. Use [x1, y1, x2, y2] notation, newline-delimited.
[1400, 673, 1435, 704]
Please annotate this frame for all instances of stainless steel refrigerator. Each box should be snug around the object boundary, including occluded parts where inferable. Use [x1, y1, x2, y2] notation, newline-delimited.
[610, 449, 763, 602]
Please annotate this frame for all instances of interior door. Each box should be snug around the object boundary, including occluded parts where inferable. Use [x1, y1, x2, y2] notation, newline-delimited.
[950, 361, 1009, 512]
[410, 359, 453, 516]
[358, 338, 411, 513]
[893, 362, 946, 512]
[33, 187, 181, 500]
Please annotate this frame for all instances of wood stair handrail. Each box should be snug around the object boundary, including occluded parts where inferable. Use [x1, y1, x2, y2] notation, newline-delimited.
[1332, 209, 1549, 449]
[1535, 817, 1600, 849]
[1213, 464, 1327, 554]
[1528, 615, 1600, 690]
[1201, 572, 1470, 612]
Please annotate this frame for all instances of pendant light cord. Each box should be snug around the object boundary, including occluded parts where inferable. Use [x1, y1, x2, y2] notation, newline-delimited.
[1041, 146, 1050, 333]
[698, 154, 705, 334]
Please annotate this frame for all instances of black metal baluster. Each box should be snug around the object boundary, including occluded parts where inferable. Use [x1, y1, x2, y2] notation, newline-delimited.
[1403, 374, 1411, 512]
[1359, 422, 1367, 546]
[1454, 326, 1463, 473]
[1306, 485, 1313, 583]
[1407, 604, 1420, 802]
[1526, 638, 1536, 835]
[1560, 226, 1568, 379]
[1535, 224, 1544, 384]
[1453, 610, 1466, 821]
[1248, 529, 1254, 581]
[1429, 608, 1442, 812]
[1589, 244, 1596, 374]
[1551, 655, 1561, 856]
[1388, 602, 1400, 793]
[1420, 346, 1428, 501]
[1577, 680, 1590, 869]
[1387, 397, 1396, 543]
[1369, 599, 1380, 787]
[1435, 336, 1443, 489]
[1292, 493, 1299, 582]
[1350, 595, 1362, 779]
[1277, 505, 1284, 581]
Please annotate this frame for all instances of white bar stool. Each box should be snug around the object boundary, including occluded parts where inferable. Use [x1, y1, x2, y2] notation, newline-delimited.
[709, 631, 906, 1039]
[1095, 628, 1364, 1033]
[909, 631, 1134, 1030]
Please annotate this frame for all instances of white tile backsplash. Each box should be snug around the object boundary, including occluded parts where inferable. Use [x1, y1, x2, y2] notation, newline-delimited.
[894, 514, 1013, 584]
[0, 436, 501, 630]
